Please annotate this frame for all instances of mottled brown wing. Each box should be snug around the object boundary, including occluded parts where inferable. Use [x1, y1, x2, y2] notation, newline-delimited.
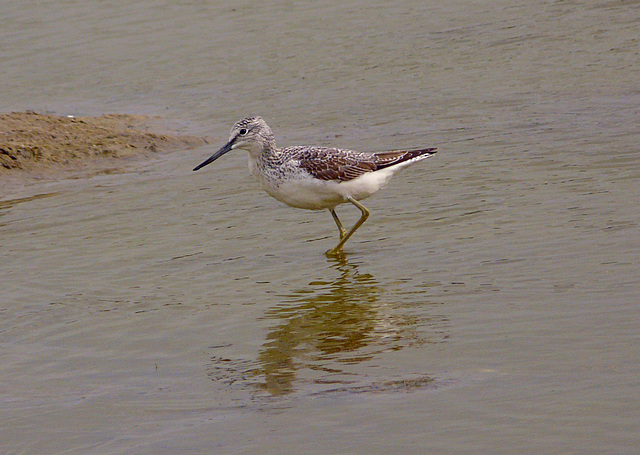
[299, 148, 377, 182]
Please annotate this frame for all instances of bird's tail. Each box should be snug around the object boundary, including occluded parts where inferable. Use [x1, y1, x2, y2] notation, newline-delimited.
[373, 147, 437, 170]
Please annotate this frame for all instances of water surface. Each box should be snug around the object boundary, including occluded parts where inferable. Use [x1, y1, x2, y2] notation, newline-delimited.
[1, 1, 639, 453]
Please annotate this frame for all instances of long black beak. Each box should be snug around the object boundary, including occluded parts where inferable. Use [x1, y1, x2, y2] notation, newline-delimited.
[193, 136, 236, 171]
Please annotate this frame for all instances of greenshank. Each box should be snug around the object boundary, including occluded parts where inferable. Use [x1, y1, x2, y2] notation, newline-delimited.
[194, 117, 436, 255]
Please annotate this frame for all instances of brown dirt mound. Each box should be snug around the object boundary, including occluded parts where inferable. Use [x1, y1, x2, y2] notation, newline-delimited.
[0, 111, 208, 171]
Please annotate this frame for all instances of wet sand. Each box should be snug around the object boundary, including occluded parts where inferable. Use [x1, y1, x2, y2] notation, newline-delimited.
[1, 111, 207, 199]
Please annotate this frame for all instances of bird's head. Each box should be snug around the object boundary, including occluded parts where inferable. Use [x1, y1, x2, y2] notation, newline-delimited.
[193, 116, 274, 171]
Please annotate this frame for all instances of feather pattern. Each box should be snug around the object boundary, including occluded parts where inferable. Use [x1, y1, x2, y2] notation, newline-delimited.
[296, 147, 437, 182]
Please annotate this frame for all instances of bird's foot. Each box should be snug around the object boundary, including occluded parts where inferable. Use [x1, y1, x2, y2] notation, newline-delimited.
[325, 247, 345, 257]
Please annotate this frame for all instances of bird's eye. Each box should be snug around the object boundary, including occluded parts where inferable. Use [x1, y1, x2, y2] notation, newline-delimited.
[239, 128, 248, 136]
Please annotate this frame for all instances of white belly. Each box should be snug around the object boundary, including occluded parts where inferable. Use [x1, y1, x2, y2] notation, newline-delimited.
[256, 169, 395, 210]
[248, 154, 396, 210]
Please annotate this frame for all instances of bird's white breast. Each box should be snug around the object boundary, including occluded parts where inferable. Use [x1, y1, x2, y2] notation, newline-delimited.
[249, 156, 395, 210]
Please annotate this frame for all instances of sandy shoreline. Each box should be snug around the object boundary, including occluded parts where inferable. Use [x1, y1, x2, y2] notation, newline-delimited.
[0, 111, 209, 200]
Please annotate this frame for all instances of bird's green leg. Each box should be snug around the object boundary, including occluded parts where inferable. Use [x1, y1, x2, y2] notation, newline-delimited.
[330, 208, 347, 240]
[326, 197, 370, 256]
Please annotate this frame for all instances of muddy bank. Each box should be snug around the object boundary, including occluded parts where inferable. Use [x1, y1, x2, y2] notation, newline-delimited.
[0, 111, 209, 200]
[0, 111, 208, 171]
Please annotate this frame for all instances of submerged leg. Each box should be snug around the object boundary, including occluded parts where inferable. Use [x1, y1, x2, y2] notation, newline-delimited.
[326, 197, 370, 256]
[329, 208, 347, 240]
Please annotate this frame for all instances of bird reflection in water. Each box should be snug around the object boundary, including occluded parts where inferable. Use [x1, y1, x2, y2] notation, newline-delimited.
[254, 256, 429, 396]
